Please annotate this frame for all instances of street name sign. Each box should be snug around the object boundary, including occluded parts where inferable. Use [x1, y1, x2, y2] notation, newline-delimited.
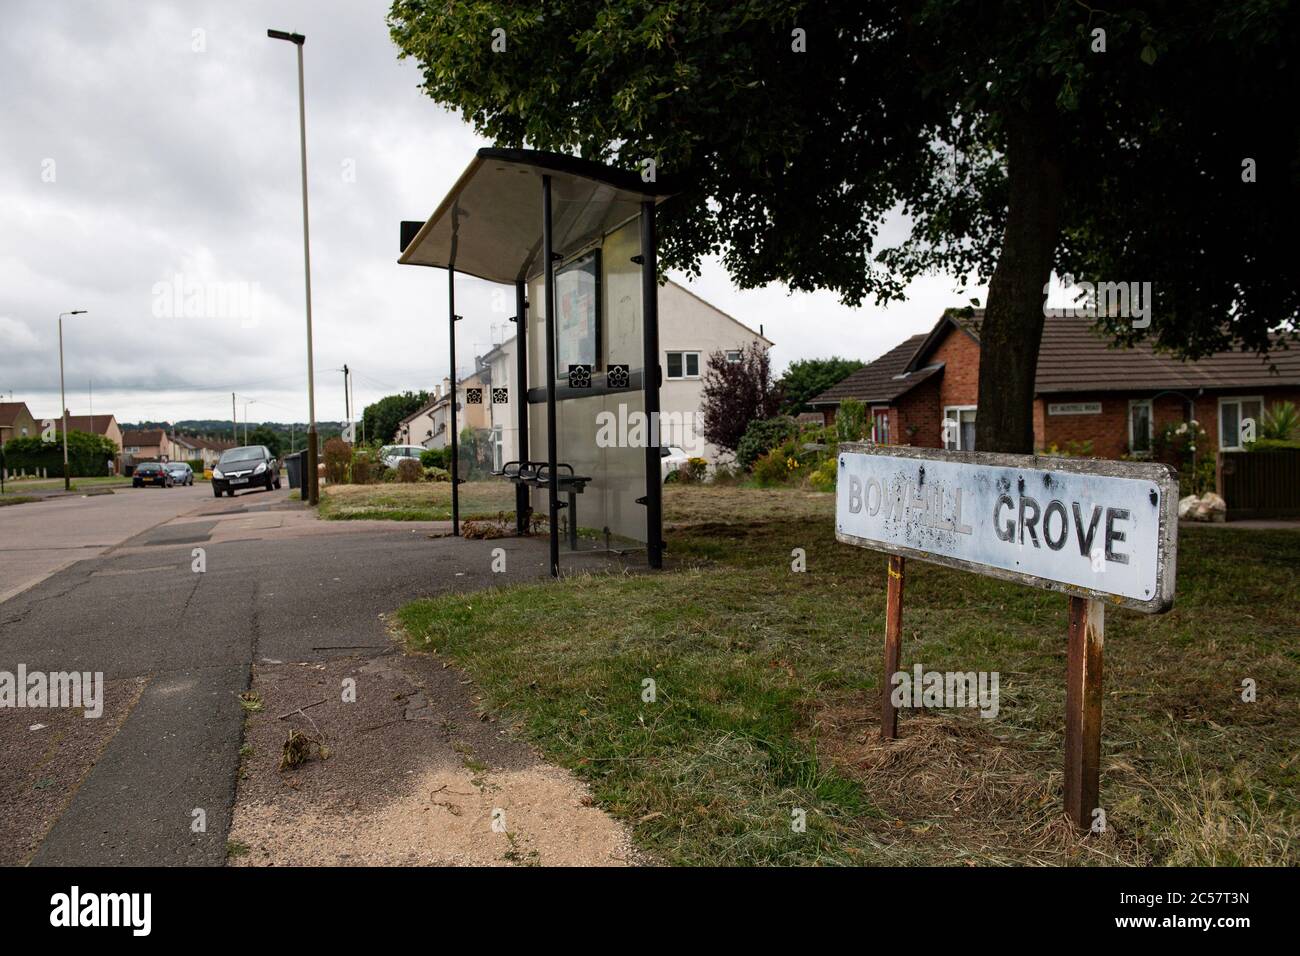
[835, 444, 1179, 613]
[835, 443, 1181, 830]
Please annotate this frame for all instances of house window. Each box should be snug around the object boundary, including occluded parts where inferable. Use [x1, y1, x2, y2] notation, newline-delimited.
[1219, 396, 1263, 450]
[492, 425, 504, 473]
[943, 406, 977, 451]
[724, 350, 742, 364]
[1128, 400, 1153, 456]
[870, 407, 890, 444]
[666, 351, 701, 379]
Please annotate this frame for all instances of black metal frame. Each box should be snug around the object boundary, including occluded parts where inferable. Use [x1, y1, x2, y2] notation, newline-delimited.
[447, 269, 461, 535]
[542, 175, 560, 577]
[514, 279, 530, 535]
[640, 201, 664, 569]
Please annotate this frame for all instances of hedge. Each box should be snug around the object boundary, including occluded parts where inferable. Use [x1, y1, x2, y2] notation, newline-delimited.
[2, 431, 118, 477]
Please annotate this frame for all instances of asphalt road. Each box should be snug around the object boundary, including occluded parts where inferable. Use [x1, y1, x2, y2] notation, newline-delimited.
[0, 483, 594, 865]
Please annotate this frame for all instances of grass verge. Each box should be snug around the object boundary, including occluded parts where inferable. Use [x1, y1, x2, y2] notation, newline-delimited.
[397, 484, 1299, 865]
[318, 480, 515, 521]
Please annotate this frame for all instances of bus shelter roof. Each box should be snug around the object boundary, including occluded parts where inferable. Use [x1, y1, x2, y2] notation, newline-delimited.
[398, 148, 678, 284]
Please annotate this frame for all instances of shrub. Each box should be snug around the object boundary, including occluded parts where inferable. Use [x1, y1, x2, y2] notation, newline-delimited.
[752, 448, 798, 487]
[835, 399, 869, 442]
[736, 416, 798, 471]
[186, 458, 206, 475]
[1259, 401, 1299, 441]
[2, 430, 118, 478]
[1045, 439, 1097, 458]
[396, 459, 422, 483]
[420, 447, 449, 469]
[351, 453, 373, 485]
[808, 457, 838, 492]
[682, 457, 708, 483]
[323, 437, 351, 484]
[1245, 438, 1300, 452]
[422, 466, 450, 482]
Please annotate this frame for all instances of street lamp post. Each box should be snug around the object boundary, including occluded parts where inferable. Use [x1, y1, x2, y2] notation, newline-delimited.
[58, 310, 88, 491]
[268, 28, 319, 505]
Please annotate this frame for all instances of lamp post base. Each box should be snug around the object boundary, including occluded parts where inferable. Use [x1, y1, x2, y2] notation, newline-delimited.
[306, 427, 319, 505]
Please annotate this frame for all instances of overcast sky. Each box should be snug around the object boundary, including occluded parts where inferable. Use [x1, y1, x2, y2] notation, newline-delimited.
[0, 0, 985, 427]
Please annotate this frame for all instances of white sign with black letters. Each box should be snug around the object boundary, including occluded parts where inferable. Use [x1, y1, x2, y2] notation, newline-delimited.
[835, 444, 1178, 612]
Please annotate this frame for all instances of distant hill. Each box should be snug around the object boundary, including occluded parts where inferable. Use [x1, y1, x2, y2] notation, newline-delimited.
[119, 420, 346, 449]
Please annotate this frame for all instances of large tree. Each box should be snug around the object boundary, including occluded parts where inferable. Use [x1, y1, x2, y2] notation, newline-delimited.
[699, 343, 782, 453]
[389, 1, 1298, 452]
[362, 390, 432, 445]
[779, 357, 864, 414]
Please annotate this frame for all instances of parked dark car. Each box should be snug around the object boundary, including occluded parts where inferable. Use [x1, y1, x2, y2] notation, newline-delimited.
[132, 462, 174, 488]
[211, 445, 281, 497]
[165, 462, 194, 486]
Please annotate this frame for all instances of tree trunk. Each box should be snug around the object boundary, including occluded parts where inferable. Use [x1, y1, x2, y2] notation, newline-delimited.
[974, 101, 1065, 454]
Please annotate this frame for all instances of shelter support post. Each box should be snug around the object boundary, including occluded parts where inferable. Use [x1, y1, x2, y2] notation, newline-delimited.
[882, 554, 905, 739]
[541, 175, 559, 577]
[1064, 596, 1104, 831]
[514, 279, 530, 535]
[448, 268, 460, 535]
[639, 200, 663, 569]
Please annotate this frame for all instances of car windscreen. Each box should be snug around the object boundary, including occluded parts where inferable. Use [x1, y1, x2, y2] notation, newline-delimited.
[219, 447, 262, 465]
[137, 464, 159, 471]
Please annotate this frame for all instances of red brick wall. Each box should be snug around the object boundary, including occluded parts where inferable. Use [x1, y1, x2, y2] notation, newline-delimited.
[931, 328, 981, 409]
[1040, 388, 1300, 458]
[894, 377, 942, 446]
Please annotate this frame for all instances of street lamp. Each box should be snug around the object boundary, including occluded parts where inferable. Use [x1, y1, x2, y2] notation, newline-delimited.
[268, 27, 319, 505]
[243, 399, 257, 444]
[58, 310, 88, 491]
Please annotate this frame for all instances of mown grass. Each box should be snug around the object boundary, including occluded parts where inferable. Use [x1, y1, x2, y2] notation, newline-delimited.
[317, 480, 516, 521]
[397, 484, 1300, 866]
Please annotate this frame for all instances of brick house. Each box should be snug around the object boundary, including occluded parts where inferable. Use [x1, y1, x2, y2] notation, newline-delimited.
[0, 402, 38, 445]
[809, 308, 1300, 459]
[121, 429, 169, 465]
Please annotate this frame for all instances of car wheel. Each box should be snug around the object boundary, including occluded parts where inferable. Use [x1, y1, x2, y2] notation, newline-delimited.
[212, 486, 221, 498]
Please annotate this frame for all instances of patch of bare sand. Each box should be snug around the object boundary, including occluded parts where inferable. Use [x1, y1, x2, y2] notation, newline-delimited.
[228, 654, 638, 866]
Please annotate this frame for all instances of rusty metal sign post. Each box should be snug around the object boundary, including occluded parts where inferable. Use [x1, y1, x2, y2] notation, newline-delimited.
[835, 444, 1179, 830]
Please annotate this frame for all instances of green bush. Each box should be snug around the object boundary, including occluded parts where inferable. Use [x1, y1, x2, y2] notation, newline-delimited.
[2, 431, 117, 477]
[186, 458, 206, 475]
[1260, 401, 1299, 441]
[736, 417, 797, 471]
[351, 453, 374, 485]
[323, 437, 351, 484]
[420, 447, 449, 469]
[752, 448, 801, 487]
[835, 399, 869, 442]
[1245, 438, 1300, 452]
[808, 457, 838, 491]
[422, 466, 450, 482]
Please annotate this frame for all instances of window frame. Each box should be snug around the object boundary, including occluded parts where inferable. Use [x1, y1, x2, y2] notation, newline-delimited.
[1218, 395, 1265, 451]
[942, 405, 977, 451]
[665, 350, 702, 380]
[1128, 398, 1154, 458]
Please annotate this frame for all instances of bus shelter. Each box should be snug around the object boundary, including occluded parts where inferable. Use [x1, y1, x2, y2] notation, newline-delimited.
[398, 148, 678, 576]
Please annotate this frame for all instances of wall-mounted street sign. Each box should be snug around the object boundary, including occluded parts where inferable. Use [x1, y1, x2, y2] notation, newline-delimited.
[835, 443, 1179, 830]
[1048, 401, 1102, 416]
